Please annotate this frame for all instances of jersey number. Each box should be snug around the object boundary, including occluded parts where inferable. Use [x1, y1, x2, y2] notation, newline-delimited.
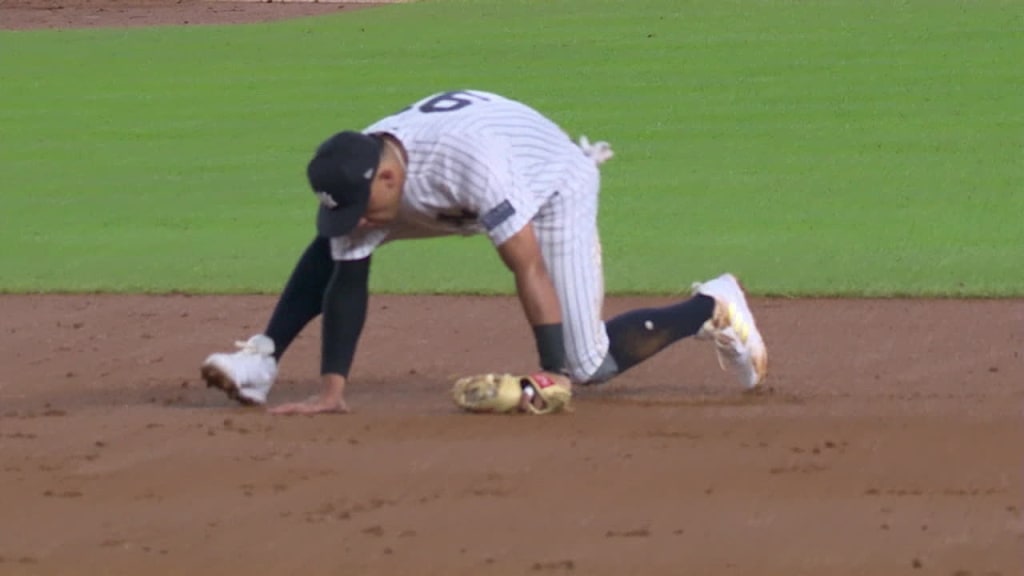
[418, 91, 489, 113]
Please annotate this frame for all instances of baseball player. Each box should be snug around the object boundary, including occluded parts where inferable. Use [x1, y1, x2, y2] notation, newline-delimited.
[201, 89, 767, 415]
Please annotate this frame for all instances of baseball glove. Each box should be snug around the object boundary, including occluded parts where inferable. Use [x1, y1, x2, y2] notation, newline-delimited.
[451, 373, 572, 415]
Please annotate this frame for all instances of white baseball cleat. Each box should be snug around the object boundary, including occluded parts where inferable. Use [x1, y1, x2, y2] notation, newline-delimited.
[200, 334, 278, 405]
[691, 273, 768, 389]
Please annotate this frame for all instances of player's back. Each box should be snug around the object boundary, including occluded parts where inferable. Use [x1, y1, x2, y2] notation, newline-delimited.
[365, 90, 585, 191]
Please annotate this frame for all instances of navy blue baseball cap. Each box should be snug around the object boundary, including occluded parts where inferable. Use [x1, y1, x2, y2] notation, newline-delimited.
[307, 131, 383, 238]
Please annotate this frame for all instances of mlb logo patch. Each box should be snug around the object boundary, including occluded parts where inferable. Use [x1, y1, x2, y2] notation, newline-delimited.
[316, 191, 339, 209]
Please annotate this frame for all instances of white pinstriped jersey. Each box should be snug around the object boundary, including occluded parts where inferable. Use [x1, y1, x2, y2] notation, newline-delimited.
[330, 89, 612, 383]
[330, 90, 592, 260]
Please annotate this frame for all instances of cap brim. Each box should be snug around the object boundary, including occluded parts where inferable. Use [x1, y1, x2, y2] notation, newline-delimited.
[316, 201, 366, 238]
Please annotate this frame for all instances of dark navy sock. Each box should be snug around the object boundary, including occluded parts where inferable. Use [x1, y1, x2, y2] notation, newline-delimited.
[605, 294, 715, 374]
[263, 236, 334, 361]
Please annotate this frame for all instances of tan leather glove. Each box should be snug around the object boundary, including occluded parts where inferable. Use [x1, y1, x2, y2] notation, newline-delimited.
[451, 373, 572, 415]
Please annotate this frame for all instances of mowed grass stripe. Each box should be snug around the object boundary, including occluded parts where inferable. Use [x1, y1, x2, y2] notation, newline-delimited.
[0, 0, 1019, 295]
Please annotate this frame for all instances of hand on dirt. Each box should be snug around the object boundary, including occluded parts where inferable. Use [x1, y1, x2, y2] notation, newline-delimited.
[268, 394, 350, 416]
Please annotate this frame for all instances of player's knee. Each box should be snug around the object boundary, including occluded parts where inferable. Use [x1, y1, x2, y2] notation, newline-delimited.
[573, 353, 619, 386]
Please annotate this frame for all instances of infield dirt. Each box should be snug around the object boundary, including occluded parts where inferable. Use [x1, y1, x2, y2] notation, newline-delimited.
[1, 2, 1022, 575]
[2, 293, 1020, 575]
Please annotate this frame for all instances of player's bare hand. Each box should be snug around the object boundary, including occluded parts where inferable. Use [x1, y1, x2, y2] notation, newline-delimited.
[269, 373, 349, 415]
[268, 394, 350, 415]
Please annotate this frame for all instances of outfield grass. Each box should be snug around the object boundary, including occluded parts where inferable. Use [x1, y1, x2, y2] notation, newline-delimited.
[1, 0, 1020, 296]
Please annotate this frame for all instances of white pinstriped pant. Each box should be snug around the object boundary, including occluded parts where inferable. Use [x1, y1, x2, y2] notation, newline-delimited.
[531, 154, 612, 383]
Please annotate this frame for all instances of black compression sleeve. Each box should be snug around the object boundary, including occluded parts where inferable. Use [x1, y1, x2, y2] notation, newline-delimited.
[533, 323, 567, 374]
[320, 256, 372, 377]
[264, 236, 333, 361]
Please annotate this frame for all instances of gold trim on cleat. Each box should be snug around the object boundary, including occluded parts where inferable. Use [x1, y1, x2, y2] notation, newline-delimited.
[728, 302, 750, 344]
[754, 348, 769, 386]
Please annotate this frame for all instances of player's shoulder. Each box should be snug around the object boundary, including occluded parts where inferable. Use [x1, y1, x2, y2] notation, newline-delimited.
[367, 91, 511, 131]
[381, 90, 529, 121]
[416, 89, 512, 106]
[364, 89, 554, 155]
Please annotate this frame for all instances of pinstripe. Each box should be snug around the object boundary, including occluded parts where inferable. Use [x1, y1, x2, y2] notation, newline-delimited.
[330, 90, 610, 381]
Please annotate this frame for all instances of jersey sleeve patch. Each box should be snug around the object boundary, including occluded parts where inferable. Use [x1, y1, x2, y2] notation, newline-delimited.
[480, 199, 516, 232]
